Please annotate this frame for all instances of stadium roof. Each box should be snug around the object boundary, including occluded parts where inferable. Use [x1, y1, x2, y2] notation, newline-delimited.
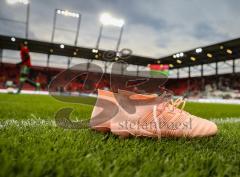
[158, 37, 240, 69]
[0, 34, 240, 69]
[0, 34, 155, 66]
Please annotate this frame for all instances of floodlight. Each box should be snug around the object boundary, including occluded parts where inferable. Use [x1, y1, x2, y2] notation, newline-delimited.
[7, 0, 29, 5]
[190, 57, 196, 61]
[56, 9, 80, 18]
[176, 59, 182, 64]
[207, 53, 213, 58]
[116, 52, 121, 57]
[196, 48, 203, 53]
[11, 37, 16, 42]
[6, 0, 30, 38]
[100, 13, 124, 27]
[169, 64, 174, 68]
[92, 49, 98, 53]
[226, 49, 232, 54]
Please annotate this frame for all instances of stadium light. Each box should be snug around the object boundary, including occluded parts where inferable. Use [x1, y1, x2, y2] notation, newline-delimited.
[176, 59, 182, 64]
[207, 53, 213, 58]
[51, 9, 82, 46]
[60, 44, 64, 49]
[7, 0, 29, 5]
[56, 9, 80, 18]
[190, 57, 196, 61]
[100, 13, 124, 27]
[179, 52, 184, 57]
[6, 0, 30, 38]
[92, 49, 98, 53]
[116, 52, 121, 57]
[173, 52, 184, 58]
[226, 49, 232, 54]
[11, 37, 16, 42]
[95, 13, 125, 52]
[196, 48, 203, 53]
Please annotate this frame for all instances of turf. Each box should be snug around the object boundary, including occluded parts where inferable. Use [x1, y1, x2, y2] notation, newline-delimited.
[0, 93, 240, 177]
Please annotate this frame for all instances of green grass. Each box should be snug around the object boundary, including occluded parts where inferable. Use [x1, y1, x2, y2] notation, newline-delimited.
[0, 93, 240, 177]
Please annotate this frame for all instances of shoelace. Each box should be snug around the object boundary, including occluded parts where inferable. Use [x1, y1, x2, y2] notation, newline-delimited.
[168, 98, 186, 113]
[153, 105, 161, 138]
[153, 97, 186, 138]
[128, 93, 187, 138]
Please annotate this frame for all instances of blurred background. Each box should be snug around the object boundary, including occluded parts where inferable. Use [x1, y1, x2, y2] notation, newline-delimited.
[0, 0, 240, 102]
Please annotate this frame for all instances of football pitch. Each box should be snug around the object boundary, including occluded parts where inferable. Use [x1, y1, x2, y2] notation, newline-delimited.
[0, 93, 240, 177]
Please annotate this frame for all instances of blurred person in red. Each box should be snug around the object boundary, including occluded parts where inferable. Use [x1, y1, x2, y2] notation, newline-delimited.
[16, 43, 40, 93]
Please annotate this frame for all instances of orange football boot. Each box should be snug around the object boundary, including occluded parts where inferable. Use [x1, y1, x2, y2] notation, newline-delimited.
[90, 89, 218, 138]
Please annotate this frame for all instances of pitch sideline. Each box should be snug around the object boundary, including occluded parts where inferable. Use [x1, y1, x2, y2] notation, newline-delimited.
[0, 118, 240, 129]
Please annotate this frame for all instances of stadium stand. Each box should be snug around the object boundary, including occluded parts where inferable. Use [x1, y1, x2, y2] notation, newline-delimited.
[0, 34, 240, 99]
[1, 62, 240, 99]
[166, 74, 240, 99]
